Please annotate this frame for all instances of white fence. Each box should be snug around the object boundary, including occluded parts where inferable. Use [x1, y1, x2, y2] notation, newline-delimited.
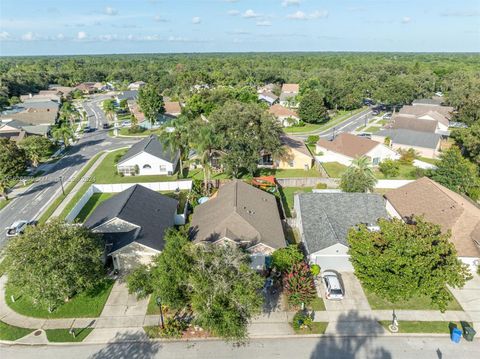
[65, 180, 193, 224]
[375, 180, 414, 189]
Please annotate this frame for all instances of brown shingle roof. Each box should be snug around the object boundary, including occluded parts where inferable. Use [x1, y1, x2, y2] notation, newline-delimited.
[391, 114, 438, 133]
[385, 177, 480, 257]
[281, 134, 312, 158]
[399, 105, 453, 122]
[268, 104, 299, 118]
[281, 83, 299, 93]
[0, 110, 57, 125]
[190, 180, 286, 250]
[164, 101, 181, 116]
[316, 133, 379, 159]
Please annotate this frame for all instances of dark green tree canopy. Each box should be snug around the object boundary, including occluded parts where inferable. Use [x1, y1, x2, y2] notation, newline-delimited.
[138, 84, 165, 124]
[0, 138, 27, 199]
[340, 156, 377, 192]
[298, 90, 330, 124]
[348, 217, 472, 312]
[5, 219, 105, 311]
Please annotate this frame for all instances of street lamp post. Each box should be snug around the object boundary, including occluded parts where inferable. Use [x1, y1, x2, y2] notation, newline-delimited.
[156, 296, 164, 329]
[59, 176, 65, 196]
[332, 127, 336, 140]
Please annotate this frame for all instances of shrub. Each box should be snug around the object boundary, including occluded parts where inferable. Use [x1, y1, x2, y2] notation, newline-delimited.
[161, 317, 188, 338]
[283, 262, 317, 307]
[128, 125, 146, 134]
[379, 159, 400, 178]
[310, 264, 320, 276]
[410, 167, 426, 179]
[315, 182, 327, 189]
[114, 153, 123, 164]
[126, 264, 153, 299]
[306, 135, 320, 145]
[398, 148, 417, 165]
[272, 245, 304, 272]
[292, 311, 313, 331]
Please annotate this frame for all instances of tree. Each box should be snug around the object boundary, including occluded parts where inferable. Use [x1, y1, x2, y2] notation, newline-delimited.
[52, 123, 75, 147]
[4, 219, 105, 311]
[19, 136, 53, 167]
[59, 101, 79, 127]
[102, 99, 116, 123]
[159, 116, 189, 178]
[138, 84, 164, 125]
[126, 264, 153, 299]
[398, 148, 417, 165]
[451, 123, 480, 168]
[379, 159, 400, 178]
[348, 217, 472, 312]
[209, 101, 284, 178]
[0, 138, 27, 199]
[340, 156, 377, 193]
[189, 245, 263, 340]
[298, 91, 329, 124]
[272, 245, 304, 273]
[191, 124, 219, 192]
[428, 147, 480, 200]
[283, 262, 317, 307]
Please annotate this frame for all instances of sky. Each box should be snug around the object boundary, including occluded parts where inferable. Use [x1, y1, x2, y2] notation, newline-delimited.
[0, 0, 479, 56]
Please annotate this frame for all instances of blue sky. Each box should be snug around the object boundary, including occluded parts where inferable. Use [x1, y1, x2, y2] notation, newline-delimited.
[0, 0, 479, 56]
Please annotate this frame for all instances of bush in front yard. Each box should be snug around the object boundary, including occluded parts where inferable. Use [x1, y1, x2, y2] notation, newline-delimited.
[272, 245, 304, 273]
[292, 311, 313, 331]
[379, 159, 400, 178]
[283, 262, 317, 307]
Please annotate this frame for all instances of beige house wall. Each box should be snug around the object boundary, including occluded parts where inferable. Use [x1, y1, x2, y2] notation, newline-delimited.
[276, 148, 313, 170]
[111, 242, 159, 272]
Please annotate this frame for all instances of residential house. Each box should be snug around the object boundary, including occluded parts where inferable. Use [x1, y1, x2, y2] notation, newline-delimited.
[268, 104, 300, 127]
[390, 114, 440, 133]
[259, 134, 314, 170]
[190, 180, 286, 270]
[258, 91, 279, 106]
[84, 184, 178, 272]
[0, 108, 58, 126]
[399, 105, 453, 131]
[128, 81, 146, 90]
[0, 119, 50, 142]
[116, 90, 139, 103]
[412, 98, 443, 106]
[372, 129, 442, 159]
[18, 100, 60, 113]
[316, 133, 399, 166]
[279, 83, 299, 108]
[20, 92, 62, 103]
[257, 83, 276, 94]
[127, 100, 145, 124]
[48, 85, 75, 98]
[384, 177, 480, 271]
[117, 135, 179, 176]
[93, 82, 107, 92]
[294, 192, 388, 271]
[75, 82, 97, 94]
[164, 101, 182, 117]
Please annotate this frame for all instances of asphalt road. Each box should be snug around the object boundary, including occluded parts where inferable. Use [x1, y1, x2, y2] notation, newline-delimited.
[1, 336, 479, 359]
[0, 98, 136, 249]
[295, 108, 373, 140]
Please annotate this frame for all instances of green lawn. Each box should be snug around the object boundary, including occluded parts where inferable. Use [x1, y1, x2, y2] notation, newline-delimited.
[0, 199, 10, 211]
[373, 163, 418, 180]
[46, 328, 93, 342]
[277, 187, 312, 217]
[6, 279, 114, 318]
[146, 295, 160, 315]
[365, 290, 463, 311]
[256, 168, 322, 178]
[378, 321, 471, 334]
[364, 126, 381, 133]
[75, 193, 114, 222]
[417, 157, 438, 165]
[321, 162, 348, 178]
[0, 321, 34, 341]
[285, 108, 365, 135]
[292, 322, 328, 335]
[308, 296, 326, 311]
[38, 152, 104, 224]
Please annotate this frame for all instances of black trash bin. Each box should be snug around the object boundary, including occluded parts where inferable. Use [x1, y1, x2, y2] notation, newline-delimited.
[463, 326, 476, 342]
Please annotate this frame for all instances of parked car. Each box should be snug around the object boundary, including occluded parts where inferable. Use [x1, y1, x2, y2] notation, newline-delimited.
[121, 120, 132, 128]
[383, 112, 392, 119]
[5, 220, 32, 237]
[322, 271, 344, 300]
[102, 123, 110, 129]
[83, 126, 95, 133]
[357, 132, 372, 139]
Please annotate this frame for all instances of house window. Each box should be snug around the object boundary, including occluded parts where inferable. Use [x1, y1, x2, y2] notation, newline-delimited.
[159, 165, 167, 172]
[143, 164, 152, 169]
[118, 166, 136, 176]
[372, 157, 380, 165]
[289, 161, 295, 167]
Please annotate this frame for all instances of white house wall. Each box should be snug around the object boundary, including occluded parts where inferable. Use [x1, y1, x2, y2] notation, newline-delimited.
[365, 144, 400, 164]
[315, 147, 353, 166]
[111, 242, 159, 272]
[308, 244, 354, 272]
[118, 152, 177, 176]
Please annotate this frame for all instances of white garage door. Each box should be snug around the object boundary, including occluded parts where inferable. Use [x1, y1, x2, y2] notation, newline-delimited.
[312, 255, 354, 272]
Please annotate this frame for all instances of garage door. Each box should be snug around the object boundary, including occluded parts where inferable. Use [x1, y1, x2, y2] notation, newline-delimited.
[312, 255, 354, 272]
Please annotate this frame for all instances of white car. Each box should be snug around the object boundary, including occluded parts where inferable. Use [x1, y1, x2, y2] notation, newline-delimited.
[5, 220, 29, 237]
[322, 271, 344, 300]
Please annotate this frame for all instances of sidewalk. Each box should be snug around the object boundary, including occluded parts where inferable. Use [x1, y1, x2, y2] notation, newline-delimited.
[50, 152, 108, 219]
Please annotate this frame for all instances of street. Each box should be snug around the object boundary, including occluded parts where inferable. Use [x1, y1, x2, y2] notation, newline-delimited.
[0, 97, 135, 249]
[1, 336, 478, 359]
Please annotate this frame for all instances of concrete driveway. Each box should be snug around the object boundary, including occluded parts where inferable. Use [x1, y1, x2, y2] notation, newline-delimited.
[450, 271, 480, 328]
[317, 272, 371, 312]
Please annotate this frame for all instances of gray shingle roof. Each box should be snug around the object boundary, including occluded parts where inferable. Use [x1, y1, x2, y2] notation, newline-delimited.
[190, 180, 286, 250]
[297, 192, 388, 254]
[376, 129, 441, 149]
[84, 184, 178, 252]
[117, 90, 138, 101]
[118, 135, 177, 164]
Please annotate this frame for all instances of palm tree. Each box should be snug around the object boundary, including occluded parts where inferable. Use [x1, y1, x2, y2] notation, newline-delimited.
[193, 126, 218, 192]
[102, 99, 116, 124]
[159, 117, 189, 178]
[60, 102, 79, 128]
[340, 156, 377, 193]
[52, 123, 75, 147]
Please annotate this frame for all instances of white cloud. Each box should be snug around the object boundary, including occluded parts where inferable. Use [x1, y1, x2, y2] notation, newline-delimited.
[228, 10, 240, 16]
[287, 10, 328, 20]
[21, 32, 38, 41]
[282, 0, 300, 7]
[256, 20, 272, 26]
[401, 16, 412, 24]
[192, 16, 201, 24]
[0, 31, 12, 41]
[242, 9, 261, 18]
[104, 6, 118, 16]
[77, 31, 87, 40]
